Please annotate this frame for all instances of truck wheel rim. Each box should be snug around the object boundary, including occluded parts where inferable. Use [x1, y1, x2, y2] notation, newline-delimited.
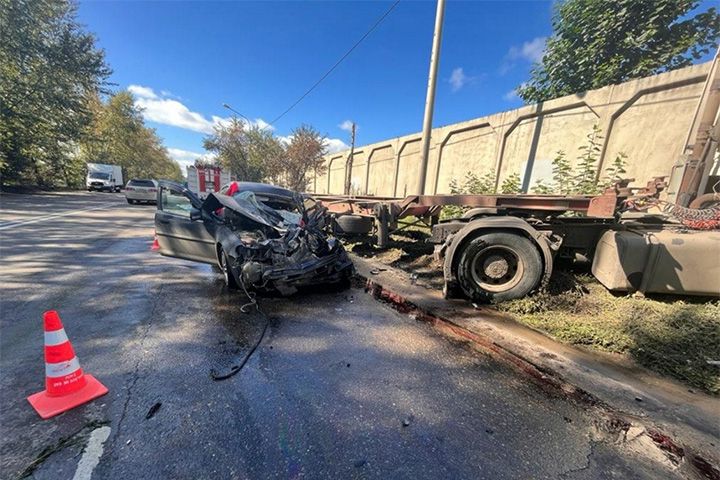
[470, 246, 524, 293]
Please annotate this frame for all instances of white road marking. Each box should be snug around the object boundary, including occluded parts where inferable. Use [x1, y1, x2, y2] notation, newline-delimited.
[0, 203, 119, 231]
[72, 426, 112, 480]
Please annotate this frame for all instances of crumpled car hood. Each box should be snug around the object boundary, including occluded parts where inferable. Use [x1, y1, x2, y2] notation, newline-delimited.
[205, 191, 353, 295]
[202, 192, 286, 231]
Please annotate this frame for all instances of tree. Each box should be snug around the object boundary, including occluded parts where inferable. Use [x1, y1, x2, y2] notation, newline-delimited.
[283, 124, 327, 192]
[204, 118, 266, 182]
[517, 0, 720, 103]
[79, 91, 183, 182]
[245, 126, 286, 185]
[0, 0, 111, 187]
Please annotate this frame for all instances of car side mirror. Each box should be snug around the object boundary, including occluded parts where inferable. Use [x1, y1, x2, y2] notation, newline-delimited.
[189, 207, 203, 221]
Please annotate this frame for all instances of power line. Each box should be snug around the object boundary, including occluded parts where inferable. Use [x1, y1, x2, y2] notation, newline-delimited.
[266, 0, 401, 129]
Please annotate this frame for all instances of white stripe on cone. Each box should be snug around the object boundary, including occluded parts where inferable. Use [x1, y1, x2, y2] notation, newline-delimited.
[45, 328, 69, 347]
[46, 357, 81, 378]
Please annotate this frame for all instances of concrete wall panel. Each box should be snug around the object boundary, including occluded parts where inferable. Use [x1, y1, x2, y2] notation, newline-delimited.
[327, 155, 345, 194]
[349, 151, 367, 195]
[395, 139, 422, 197]
[435, 125, 497, 193]
[313, 62, 710, 196]
[366, 145, 395, 196]
[603, 83, 701, 185]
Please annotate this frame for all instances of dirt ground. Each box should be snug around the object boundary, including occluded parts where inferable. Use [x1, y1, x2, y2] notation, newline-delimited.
[349, 231, 720, 396]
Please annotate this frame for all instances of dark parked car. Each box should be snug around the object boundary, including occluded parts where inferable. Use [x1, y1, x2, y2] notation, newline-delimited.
[154, 180, 353, 295]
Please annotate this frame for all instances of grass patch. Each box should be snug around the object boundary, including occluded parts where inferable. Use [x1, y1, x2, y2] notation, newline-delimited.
[497, 271, 720, 395]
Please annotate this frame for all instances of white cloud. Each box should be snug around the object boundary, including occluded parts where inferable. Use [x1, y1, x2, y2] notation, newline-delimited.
[449, 68, 468, 92]
[253, 118, 274, 131]
[127, 85, 158, 99]
[508, 37, 546, 63]
[339, 120, 355, 132]
[136, 96, 217, 134]
[325, 138, 349, 154]
[127, 85, 271, 134]
[503, 90, 518, 101]
[272, 136, 347, 153]
[167, 148, 205, 169]
[501, 37, 546, 74]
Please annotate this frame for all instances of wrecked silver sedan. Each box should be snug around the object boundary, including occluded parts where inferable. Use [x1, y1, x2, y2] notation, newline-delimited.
[154, 180, 353, 295]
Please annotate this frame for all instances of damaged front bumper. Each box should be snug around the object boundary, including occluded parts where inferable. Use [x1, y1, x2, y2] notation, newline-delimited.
[238, 248, 354, 296]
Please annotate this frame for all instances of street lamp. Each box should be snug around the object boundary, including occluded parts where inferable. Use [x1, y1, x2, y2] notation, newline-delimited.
[222, 103, 252, 125]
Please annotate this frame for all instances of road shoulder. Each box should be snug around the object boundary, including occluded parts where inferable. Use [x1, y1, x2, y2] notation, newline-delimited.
[350, 252, 720, 472]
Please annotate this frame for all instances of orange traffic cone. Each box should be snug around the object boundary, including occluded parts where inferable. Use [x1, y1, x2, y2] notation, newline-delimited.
[151, 230, 160, 250]
[27, 311, 108, 419]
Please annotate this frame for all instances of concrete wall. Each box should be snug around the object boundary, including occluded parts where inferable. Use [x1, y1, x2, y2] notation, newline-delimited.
[312, 62, 709, 196]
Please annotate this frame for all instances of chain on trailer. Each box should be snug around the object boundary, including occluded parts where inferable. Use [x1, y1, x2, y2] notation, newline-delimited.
[625, 197, 720, 230]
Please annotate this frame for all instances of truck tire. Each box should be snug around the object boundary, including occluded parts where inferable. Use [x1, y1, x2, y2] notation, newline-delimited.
[127, 199, 135, 204]
[456, 232, 542, 303]
[335, 215, 374, 235]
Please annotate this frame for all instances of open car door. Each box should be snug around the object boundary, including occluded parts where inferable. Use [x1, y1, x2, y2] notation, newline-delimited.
[154, 181, 217, 264]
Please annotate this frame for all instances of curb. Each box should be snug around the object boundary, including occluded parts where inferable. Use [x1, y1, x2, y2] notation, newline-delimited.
[353, 260, 719, 480]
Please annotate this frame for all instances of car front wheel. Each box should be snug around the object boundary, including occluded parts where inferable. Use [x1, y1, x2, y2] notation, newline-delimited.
[218, 246, 239, 290]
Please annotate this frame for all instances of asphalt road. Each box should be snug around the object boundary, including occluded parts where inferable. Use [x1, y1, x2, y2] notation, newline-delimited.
[1, 191, 678, 479]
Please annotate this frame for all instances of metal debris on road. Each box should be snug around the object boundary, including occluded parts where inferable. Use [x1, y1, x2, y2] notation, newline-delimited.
[402, 415, 414, 427]
[145, 402, 162, 419]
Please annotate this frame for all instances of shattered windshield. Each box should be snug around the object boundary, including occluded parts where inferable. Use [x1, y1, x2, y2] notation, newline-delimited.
[232, 191, 302, 227]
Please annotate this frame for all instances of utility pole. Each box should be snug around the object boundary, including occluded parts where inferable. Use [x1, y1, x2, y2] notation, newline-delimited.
[344, 122, 356, 195]
[417, 0, 446, 195]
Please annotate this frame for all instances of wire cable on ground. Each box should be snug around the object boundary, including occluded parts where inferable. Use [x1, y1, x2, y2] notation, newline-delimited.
[265, 0, 401, 129]
[210, 277, 270, 381]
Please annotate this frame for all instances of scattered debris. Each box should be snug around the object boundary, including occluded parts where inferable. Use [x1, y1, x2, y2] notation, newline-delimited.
[648, 430, 685, 462]
[353, 458, 367, 468]
[485, 428, 494, 435]
[145, 402, 162, 419]
[634, 396, 643, 402]
[211, 365, 241, 381]
[402, 415, 414, 427]
[211, 311, 270, 381]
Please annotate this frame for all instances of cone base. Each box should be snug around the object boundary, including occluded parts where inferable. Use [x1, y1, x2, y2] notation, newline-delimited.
[27, 375, 108, 419]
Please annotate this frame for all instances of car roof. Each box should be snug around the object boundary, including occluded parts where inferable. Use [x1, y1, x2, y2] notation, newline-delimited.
[225, 181, 296, 199]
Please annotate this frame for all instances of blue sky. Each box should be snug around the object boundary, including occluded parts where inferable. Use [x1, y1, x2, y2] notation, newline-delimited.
[77, 0, 715, 170]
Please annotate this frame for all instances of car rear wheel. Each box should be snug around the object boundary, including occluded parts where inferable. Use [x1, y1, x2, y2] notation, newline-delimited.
[218, 246, 239, 290]
[456, 232, 542, 303]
